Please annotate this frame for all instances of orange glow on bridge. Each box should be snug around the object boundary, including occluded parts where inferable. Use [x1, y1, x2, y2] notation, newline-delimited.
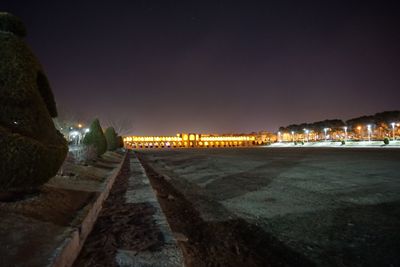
[123, 133, 261, 149]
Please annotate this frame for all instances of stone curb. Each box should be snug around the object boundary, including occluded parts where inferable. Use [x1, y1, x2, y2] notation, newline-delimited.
[49, 151, 128, 267]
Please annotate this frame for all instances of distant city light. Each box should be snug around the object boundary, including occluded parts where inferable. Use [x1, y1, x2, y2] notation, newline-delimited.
[367, 124, 372, 142]
[391, 122, 396, 141]
[304, 129, 309, 142]
[70, 131, 79, 138]
[324, 128, 328, 141]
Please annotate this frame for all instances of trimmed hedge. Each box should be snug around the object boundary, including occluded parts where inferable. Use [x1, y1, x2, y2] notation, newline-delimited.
[0, 13, 67, 192]
[83, 119, 107, 156]
[0, 12, 26, 37]
[383, 137, 390, 145]
[117, 136, 124, 148]
[104, 127, 118, 151]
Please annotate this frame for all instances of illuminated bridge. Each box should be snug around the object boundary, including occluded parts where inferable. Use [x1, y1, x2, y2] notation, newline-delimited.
[123, 133, 266, 149]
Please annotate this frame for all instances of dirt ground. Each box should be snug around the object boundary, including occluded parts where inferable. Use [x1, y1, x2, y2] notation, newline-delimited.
[138, 154, 314, 267]
[74, 153, 164, 267]
[0, 151, 124, 267]
[137, 147, 400, 267]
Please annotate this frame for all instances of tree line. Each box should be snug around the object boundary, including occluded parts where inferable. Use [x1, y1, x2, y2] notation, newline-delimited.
[279, 110, 400, 133]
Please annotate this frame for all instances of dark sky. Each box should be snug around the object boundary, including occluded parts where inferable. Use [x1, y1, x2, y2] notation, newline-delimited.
[2, 1, 400, 135]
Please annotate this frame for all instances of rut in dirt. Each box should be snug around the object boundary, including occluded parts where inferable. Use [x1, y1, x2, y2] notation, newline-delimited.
[73, 153, 164, 267]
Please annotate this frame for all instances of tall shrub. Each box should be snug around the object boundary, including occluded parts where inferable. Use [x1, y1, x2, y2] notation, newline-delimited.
[0, 13, 67, 193]
[104, 127, 118, 151]
[83, 119, 107, 156]
[117, 136, 124, 148]
[383, 137, 390, 145]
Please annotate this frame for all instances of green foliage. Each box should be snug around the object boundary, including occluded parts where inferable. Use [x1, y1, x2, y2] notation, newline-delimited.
[0, 12, 26, 37]
[383, 137, 390, 145]
[104, 127, 118, 151]
[117, 136, 124, 148]
[279, 119, 345, 133]
[0, 127, 67, 192]
[0, 13, 67, 192]
[279, 110, 400, 134]
[83, 119, 107, 156]
[346, 111, 400, 128]
[341, 140, 346, 145]
[36, 71, 57, 117]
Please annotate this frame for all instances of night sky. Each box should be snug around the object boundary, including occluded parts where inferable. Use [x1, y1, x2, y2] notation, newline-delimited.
[2, 1, 400, 135]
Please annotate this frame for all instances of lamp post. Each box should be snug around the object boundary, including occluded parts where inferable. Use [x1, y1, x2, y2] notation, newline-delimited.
[278, 131, 281, 143]
[304, 129, 309, 142]
[291, 131, 295, 142]
[344, 126, 348, 142]
[367, 124, 372, 142]
[391, 122, 396, 141]
[324, 128, 328, 142]
[357, 126, 362, 140]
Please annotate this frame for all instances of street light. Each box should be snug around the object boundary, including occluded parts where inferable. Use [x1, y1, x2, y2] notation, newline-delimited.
[291, 131, 295, 142]
[69, 131, 80, 145]
[357, 126, 362, 140]
[278, 131, 281, 142]
[344, 126, 348, 142]
[323, 128, 328, 142]
[391, 122, 396, 141]
[367, 124, 372, 142]
[304, 129, 309, 142]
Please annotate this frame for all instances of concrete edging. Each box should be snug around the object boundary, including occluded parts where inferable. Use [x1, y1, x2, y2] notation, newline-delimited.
[115, 155, 186, 267]
[49, 152, 128, 267]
